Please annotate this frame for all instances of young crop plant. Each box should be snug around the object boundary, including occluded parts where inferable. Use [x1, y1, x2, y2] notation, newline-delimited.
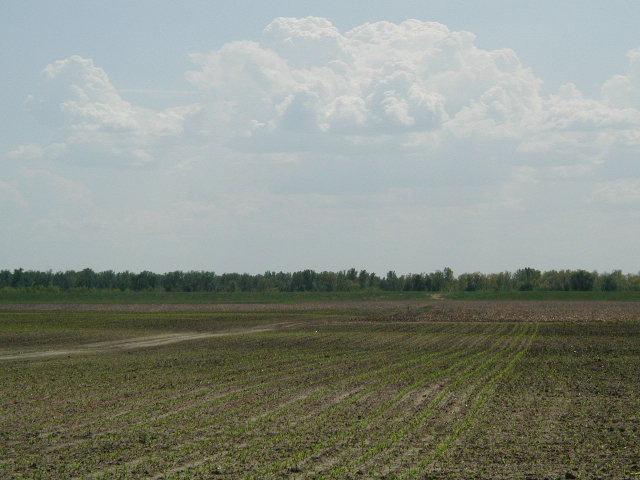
[3, 303, 639, 479]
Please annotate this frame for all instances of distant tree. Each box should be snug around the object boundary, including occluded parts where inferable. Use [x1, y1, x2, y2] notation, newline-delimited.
[115, 271, 134, 291]
[345, 268, 358, 283]
[52, 271, 70, 289]
[487, 271, 513, 291]
[10, 268, 24, 288]
[405, 274, 425, 291]
[539, 270, 571, 291]
[0, 270, 11, 288]
[628, 273, 640, 291]
[428, 270, 445, 291]
[132, 271, 157, 291]
[600, 270, 625, 291]
[5, 266, 639, 295]
[290, 270, 316, 292]
[315, 271, 337, 292]
[272, 271, 292, 292]
[76, 268, 97, 289]
[458, 272, 486, 292]
[358, 270, 369, 289]
[162, 271, 183, 292]
[382, 271, 401, 291]
[96, 270, 117, 289]
[442, 267, 455, 291]
[569, 270, 595, 291]
[514, 267, 541, 291]
[237, 273, 252, 292]
[336, 271, 358, 291]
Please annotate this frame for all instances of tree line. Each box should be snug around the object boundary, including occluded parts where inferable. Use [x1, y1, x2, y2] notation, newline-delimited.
[1, 267, 639, 293]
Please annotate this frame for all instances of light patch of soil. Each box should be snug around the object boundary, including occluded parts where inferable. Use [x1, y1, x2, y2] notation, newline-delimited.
[0, 324, 285, 361]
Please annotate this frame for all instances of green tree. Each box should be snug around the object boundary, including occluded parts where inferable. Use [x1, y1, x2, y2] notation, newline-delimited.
[76, 268, 97, 289]
[514, 267, 541, 291]
[569, 270, 595, 291]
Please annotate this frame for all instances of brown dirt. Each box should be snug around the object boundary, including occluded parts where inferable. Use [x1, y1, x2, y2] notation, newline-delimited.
[2, 300, 639, 323]
[0, 300, 431, 312]
[2, 303, 639, 479]
[0, 324, 289, 361]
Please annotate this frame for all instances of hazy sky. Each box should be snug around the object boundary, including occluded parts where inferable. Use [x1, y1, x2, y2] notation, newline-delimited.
[2, 1, 640, 274]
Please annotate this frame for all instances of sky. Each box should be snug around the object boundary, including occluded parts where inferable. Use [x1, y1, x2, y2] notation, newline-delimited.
[2, 1, 640, 275]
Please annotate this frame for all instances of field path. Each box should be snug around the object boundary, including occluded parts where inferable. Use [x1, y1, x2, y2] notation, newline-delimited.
[0, 323, 296, 361]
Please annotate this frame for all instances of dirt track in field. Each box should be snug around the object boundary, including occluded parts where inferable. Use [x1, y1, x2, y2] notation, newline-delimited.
[0, 323, 295, 361]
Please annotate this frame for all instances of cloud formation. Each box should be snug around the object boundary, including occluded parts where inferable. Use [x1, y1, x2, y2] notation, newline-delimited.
[4, 17, 640, 272]
[18, 55, 198, 167]
[188, 18, 539, 146]
[185, 19, 639, 151]
[14, 18, 640, 171]
[602, 48, 640, 109]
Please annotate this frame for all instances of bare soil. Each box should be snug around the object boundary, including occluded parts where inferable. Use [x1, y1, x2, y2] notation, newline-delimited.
[1, 302, 638, 479]
[0, 324, 290, 361]
[2, 299, 638, 323]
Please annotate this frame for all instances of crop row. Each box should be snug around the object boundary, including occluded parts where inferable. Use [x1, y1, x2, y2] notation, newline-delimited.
[3, 321, 501, 479]
[1, 314, 554, 480]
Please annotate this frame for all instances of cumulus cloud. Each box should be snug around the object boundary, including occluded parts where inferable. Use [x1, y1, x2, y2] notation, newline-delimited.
[14, 55, 199, 167]
[32, 55, 195, 136]
[14, 18, 640, 173]
[187, 18, 541, 147]
[4, 17, 640, 272]
[602, 48, 640, 109]
[179, 16, 640, 184]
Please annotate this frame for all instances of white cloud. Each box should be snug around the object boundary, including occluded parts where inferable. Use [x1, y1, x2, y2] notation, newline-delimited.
[33, 56, 193, 135]
[262, 17, 347, 68]
[602, 48, 640, 109]
[181, 16, 640, 182]
[6, 144, 44, 161]
[14, 55, 200, 167]
[14, 19, 640, 175]
[186, 18, 547, 149]
[4, 18, 640, 272]
[592, 178, 640, 204]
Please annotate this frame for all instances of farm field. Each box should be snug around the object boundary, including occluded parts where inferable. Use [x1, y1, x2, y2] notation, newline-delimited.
[3, 288, 640, 305]
[1, 301, 639, 479]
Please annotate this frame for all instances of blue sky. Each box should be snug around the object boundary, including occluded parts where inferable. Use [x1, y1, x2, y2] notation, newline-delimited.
[2, 1, 640, 274]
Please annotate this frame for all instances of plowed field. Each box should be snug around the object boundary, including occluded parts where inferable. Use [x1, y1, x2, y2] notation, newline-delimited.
[1, 302, 638, 479]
